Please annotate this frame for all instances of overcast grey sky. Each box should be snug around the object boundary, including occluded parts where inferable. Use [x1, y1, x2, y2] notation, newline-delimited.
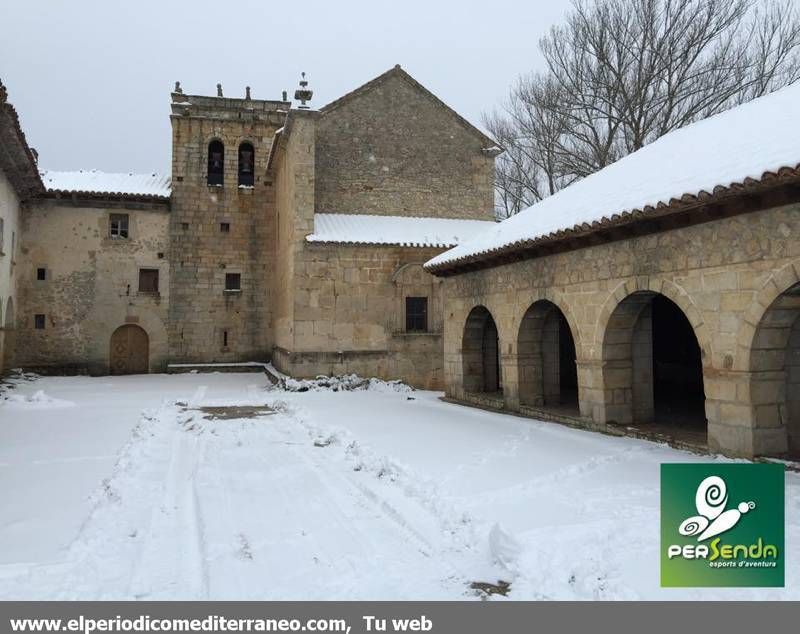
[1, 0, 572, 174]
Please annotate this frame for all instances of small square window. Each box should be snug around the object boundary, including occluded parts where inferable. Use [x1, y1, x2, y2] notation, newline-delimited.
[138, 268, 159, 293]
[225, 273, 241, 291]
[181, 222, 189, 231]
[36, 267, 47, 281]
[220, 222, 230, 233]
[405, 297, 428, 332]
[110, 214, 129, 239]
[34, 314, 46, 329]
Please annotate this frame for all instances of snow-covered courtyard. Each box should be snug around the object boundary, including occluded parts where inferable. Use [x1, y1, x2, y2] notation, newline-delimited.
[0, 371, 796, 600]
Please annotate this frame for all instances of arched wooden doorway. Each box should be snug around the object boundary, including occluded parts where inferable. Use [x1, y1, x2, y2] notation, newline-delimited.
[110, 325, 149, 375]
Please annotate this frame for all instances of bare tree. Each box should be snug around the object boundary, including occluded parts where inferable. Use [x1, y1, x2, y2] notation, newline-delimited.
[487, 0, 800, 217]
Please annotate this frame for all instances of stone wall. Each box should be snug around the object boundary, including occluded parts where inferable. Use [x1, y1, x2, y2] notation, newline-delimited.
[0, 170, 21, 372]
[315, 71, 495, 220]
[276, 241, 447, 389]
[17, 200, 170, 374]
[439, 203, 800, 458]
[167, 93, 285, 363]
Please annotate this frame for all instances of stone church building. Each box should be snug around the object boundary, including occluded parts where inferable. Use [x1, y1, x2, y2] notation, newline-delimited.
[1, 67, 799, 460]
[0, 67, 499, 389]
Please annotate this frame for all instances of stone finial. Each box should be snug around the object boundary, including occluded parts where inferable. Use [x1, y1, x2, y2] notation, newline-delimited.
[217, 83, 223, 97]
[282, 90, 288, 102]
[294, 72, 313, 109]
[245, 86, 251, 100]
[174, 81, 183, 94]
[0, 79, 6, 104]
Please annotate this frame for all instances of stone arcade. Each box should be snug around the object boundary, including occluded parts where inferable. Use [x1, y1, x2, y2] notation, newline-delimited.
[425, 83, 800, 459]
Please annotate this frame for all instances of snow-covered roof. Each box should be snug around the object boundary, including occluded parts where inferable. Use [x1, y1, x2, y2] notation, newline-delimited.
[41, 170, 171, 199]
[427, 82, 800, 272]
[307, 213, 497, 248]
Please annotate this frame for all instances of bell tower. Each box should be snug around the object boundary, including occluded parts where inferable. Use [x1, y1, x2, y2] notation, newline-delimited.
[167, 81, 290, 363]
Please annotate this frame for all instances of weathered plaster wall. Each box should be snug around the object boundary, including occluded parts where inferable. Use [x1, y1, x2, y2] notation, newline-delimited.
[17, 201, 170, 374]
[315, 73, 495, 220]
[440, 204, 800, 458]
[0, 170, 21, 372]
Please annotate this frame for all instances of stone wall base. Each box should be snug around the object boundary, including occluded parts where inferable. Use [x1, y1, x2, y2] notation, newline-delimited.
[273, 345, 443, 390]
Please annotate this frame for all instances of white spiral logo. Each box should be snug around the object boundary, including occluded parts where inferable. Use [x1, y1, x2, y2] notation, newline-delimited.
[695, 476, 728, 520]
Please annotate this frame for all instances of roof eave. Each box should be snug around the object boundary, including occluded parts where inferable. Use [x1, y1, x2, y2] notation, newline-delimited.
[426, 167, 800, 277]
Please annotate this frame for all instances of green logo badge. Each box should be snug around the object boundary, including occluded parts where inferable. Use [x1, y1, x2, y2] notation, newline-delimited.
[661, 463, 784, 587]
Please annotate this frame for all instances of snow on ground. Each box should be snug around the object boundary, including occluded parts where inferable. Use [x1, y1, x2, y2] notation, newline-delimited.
[0, 372, 797, 600]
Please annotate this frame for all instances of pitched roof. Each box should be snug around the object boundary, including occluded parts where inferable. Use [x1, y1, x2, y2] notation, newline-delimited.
[426, 82, 800, 274]
[0, 79, 44, 199]
[320, 65, 500, 151]
[307, 213, 497, 248]
[41, 170, 171, 200]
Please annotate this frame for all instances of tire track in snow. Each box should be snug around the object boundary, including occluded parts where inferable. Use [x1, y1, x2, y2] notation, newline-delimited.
[128, 424, 210, 599]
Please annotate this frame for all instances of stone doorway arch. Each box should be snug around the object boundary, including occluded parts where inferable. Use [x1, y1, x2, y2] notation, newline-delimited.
[110, 324, 149, 375]
[602, 291, 706, 432]
[517, 300, 578, 412]
[748, 281, 800, 458]
[462, 306, 501, 394]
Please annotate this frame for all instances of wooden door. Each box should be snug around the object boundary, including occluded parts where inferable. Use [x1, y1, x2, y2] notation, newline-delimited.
[110, 325, 149, 375]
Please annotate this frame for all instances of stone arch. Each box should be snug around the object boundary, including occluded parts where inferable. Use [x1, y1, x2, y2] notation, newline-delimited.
[600, 289, 707, 431]
[737, 259, 800, 373]
[517, 299, 579, 412]
[109, 324, 150, 375]
[594, 278, 712, 364]
[746, 268, 800, 458]
[462, 305, 501, 393]
[207, 138, 225, 186]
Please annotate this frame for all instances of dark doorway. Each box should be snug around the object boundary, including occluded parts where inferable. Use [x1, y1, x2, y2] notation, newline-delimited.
[517, 300, 578, 412]
[603, 291, 706, 436]
[482, 317, 501, 393]
[462, 306, 502, 394]
[652, 295, 705, 427]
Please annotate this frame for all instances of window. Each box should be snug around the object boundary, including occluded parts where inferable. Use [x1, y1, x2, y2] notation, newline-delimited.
[406, 297, 428, 332]
[34, 314, 46, 330]
[225, 273, 241, 292]
[181, 222, 189, 231]
[238, 142, 255, 187]
[110, 214, 129, 239]
[138, 268, 159, 294]
[208, 140, 224, 186]
[36, 267, 46, 281]
[222, 329, 229, 348]
[220, 222, 230, 233]
[0, 218, 4, 254]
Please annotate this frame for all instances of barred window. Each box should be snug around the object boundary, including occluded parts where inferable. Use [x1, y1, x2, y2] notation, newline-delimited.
[405, 297, 428, 332]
